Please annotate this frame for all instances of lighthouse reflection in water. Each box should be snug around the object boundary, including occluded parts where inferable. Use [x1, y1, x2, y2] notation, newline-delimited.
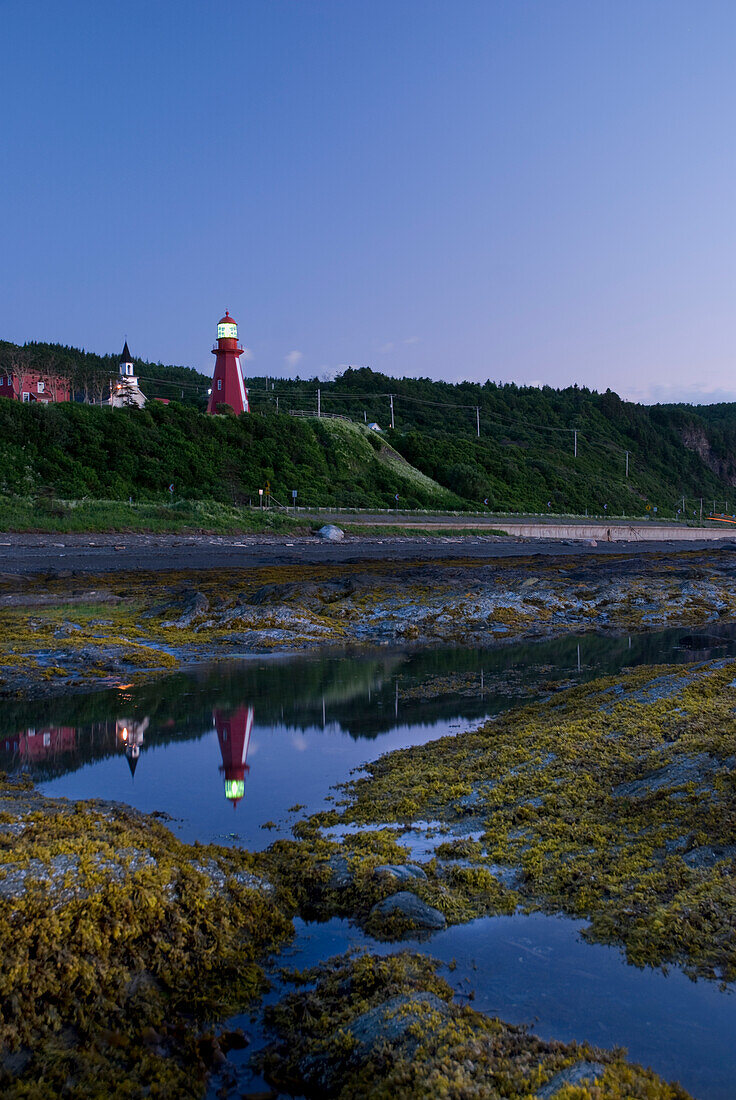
[213, 707, 255, 807]
[115, 707, 255, 808]
[5, 709, 258, 810]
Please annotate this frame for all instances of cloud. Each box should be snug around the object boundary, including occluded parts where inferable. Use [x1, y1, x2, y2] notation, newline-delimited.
[241, 347, 254, 361]
[379, 337, 420, 353]
[623, 382, 736, 405]
[284, 350, 303, 368]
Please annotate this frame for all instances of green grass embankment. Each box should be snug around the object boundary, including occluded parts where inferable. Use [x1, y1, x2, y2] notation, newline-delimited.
[0, 496, 304, 535]
[0, 399, 461, 520]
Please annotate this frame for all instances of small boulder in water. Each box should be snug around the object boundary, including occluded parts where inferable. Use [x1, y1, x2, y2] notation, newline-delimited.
[369, 891, 446, 931]
[373, 863, 427, 883]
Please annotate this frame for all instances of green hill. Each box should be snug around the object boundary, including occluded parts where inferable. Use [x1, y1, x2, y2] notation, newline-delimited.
[0, 399, 459, 511]
[252, 369, 736, 516]
[3, 336, 736, 520]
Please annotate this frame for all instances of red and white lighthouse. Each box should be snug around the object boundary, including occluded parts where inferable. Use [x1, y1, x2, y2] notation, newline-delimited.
[207, 311, 250, 415]
[214, 706, 255, 807]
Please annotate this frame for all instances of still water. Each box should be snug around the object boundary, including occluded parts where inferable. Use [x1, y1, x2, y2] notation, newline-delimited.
[4, 626, 736, 1098]
[6, 626, 735, 849]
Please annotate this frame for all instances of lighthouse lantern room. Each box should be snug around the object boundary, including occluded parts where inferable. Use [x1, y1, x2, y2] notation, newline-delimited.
[207, 311, 250, 415]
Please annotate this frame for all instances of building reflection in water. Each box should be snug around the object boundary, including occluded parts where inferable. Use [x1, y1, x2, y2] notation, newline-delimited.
[3, 726, 77, 762]
[214, 707, 255, 807]
[4, 707, 256, 803]
[117, 718, 149, 776]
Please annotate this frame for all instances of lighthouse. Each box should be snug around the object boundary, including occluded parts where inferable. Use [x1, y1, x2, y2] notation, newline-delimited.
[214, 706, 255, 806]
[207, 311, 250, 415]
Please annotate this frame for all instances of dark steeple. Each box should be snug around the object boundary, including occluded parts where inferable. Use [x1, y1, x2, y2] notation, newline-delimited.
[121, 341, 133, 364]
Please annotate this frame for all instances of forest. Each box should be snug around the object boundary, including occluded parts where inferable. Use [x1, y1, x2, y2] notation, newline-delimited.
[1, 338, 736, 516]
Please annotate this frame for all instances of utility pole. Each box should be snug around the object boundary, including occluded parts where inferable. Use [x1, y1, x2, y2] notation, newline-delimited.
[625, 451, 629, 477]
[317, 388, 321, 418]
[700, 498, 703, 522]
[276, 395, 279, 413]
[573, 429, 577, 458]
[389, 394, 395, 430]
[476, 406, 480, 438]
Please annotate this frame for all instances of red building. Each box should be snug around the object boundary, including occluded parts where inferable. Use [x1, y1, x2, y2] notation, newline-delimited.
[0, 367, 71, 404]
[214, 706, 254, 806]
[207, 311, 250, 414]
[10, 726, 77, 761]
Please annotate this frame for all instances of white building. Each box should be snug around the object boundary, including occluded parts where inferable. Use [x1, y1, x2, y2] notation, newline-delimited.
[107, 341, 147, 408]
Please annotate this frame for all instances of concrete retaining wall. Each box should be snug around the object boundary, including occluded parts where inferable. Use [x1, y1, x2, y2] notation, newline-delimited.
[497, 523, 736, 541]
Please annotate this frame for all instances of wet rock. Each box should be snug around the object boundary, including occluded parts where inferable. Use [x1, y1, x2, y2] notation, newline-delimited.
[53, 622, 82, 637]
[682, 844, 736, 870]
[159, 589, 209, 628]
[348, 991, 450, 1052]
[451, 786, 488, 814]
[248, 582, 319, 606]
[316, 525, 344, 542]
[538, 1059, 606, 1097]
[298, 992, 451, 1092]
[2, 1049, 32, 1078]
[600, 668, 714, 711]
[614, 753, 722, 797]
[369, 891, 446, 930]
[326, 854, 353, 889]
[373, 863, 427, 883]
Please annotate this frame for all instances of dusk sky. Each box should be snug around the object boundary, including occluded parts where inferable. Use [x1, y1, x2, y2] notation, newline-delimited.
[3, 1, 736, 403]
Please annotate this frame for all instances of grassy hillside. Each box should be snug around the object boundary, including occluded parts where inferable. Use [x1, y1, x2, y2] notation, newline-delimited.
[4, 336, 736, 519]
[0, 399, 460, 513]
[253, 369, 736, 515]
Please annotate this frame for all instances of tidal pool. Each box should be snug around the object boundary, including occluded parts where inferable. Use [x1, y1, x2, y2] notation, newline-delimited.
[213, 913, 736, 1100]
[6, 625, 735, 849]
[4, 624, 736, 1098]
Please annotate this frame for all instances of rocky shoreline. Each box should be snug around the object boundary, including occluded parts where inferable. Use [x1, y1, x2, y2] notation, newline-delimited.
[4, 548, 736, 700]
[260, 657, 736, 983]
[0, 770, 697, 1098]
[0, 774, 292, 1097]
[2, 548, 735, 1096]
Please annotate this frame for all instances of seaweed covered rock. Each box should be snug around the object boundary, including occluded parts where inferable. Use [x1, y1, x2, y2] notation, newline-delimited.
[0, 775, 293, 1097]
[368, 891, 447, 934]
[537, 1060, 605, 1097]
[313, 658, 736, 981]
[259, 951, 691, 1099]
[374, 862, 427, 883]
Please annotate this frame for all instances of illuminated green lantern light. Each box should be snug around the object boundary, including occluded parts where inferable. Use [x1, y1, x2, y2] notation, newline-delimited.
[224, 779, 245, 801]
[217, 321, 238, 340]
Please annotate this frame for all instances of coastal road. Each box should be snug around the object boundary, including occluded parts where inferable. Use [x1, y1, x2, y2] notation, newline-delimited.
[1, 531, 736, 577]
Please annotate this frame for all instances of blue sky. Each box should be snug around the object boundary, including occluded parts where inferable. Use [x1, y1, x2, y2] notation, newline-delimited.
[2, 0, 736, 402]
